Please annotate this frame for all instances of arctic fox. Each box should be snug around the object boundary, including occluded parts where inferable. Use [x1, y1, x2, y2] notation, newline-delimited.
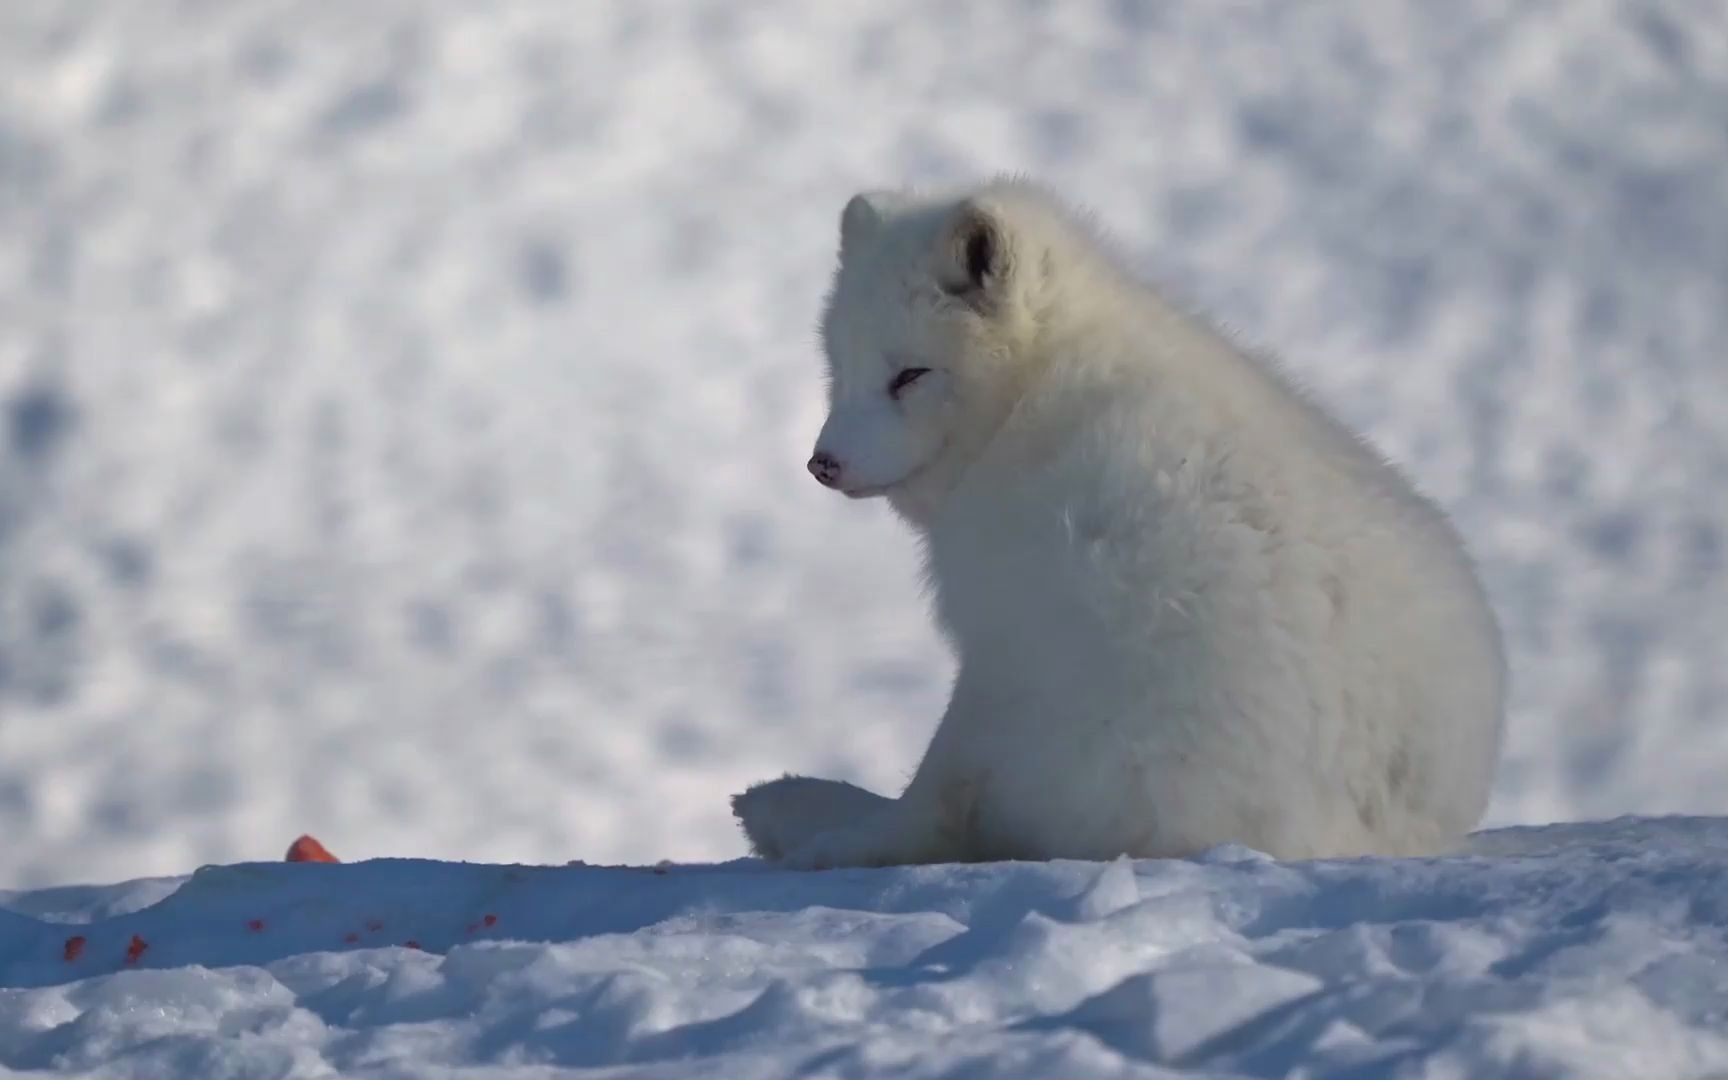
[734, 180, 1505, 869]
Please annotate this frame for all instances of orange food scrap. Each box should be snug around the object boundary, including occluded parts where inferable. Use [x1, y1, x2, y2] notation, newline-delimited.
[285, 835, 340, 863]
[123, 935, 149, 965]
[62, 936, 86, 962]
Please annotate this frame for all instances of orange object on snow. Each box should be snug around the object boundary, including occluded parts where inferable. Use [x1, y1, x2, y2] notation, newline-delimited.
[285, 834, 341, 863]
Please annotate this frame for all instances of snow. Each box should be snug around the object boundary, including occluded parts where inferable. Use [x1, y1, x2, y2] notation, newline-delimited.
[2, 819, 1727, 1077]
[0, 0, 1722, 888]
[0, 1, 1725, 1074]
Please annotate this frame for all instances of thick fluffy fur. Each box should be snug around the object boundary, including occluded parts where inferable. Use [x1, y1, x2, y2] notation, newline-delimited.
[734, 180, 1505, 868]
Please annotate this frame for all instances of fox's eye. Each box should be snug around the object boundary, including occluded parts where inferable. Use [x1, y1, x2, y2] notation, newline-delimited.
[887, 367, 931, 400]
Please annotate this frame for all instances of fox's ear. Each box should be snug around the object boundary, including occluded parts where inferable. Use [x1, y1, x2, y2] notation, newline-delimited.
[937, 200, 1010, 304]
[840, 191, 891, 253]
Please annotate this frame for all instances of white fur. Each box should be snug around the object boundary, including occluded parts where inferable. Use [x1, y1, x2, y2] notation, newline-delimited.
[734, 180, 1506, 868]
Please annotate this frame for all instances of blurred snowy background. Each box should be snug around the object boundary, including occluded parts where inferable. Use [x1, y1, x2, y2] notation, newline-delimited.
[0, 1, 1722, 888]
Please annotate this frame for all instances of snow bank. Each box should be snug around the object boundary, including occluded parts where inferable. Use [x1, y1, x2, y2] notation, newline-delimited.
[0, 0, 1724, 889]
[2, 818, 1726, 1077]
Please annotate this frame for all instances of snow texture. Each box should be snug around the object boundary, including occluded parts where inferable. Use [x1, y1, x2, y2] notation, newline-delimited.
[0, 0, 1725, 924]
[0, 819, 1725, 1077]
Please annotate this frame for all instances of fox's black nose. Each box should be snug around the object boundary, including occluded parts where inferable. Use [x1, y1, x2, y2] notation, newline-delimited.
[807, 452, 843, 488]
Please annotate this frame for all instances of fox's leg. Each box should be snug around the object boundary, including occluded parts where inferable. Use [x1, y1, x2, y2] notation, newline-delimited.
[731, 775, 893, 860]
[773, 678, 990, 870]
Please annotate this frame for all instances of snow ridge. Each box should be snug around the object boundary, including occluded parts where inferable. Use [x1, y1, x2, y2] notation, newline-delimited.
[1, 818, 1725, 1077]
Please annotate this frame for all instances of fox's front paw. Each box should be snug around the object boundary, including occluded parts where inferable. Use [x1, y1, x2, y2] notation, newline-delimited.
[732, 775, 893, 861]
[782, 823, 897, 871]
[731, 776, 802, 860]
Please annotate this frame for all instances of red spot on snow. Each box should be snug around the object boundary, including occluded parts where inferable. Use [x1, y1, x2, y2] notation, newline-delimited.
[123, 935, 149, 965]
[247, 919, 266, 933]
[365, 919, 384, 933]
[402, 939, 423, 951]
[285, 835, 340, 863]
[343, 932, 360, 944]
[62, 936, 86, 962]
[483, 913, 497, 927]
[465, 913, 500, 935]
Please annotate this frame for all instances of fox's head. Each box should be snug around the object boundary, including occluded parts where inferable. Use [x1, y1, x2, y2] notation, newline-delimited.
[809, 183, 1068, 524]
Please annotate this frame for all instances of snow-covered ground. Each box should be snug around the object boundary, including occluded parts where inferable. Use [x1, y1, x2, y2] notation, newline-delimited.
[0, 818, 1724, 1077]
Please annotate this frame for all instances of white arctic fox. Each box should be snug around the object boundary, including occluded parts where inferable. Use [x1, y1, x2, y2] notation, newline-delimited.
[734, 180, 1505, 868]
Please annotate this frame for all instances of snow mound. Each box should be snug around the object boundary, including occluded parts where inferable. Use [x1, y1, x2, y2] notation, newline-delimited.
[2, 818, 1726, 1077]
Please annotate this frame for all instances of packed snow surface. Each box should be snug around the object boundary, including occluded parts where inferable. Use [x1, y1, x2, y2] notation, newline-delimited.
[1, 818, 1725, 1078]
